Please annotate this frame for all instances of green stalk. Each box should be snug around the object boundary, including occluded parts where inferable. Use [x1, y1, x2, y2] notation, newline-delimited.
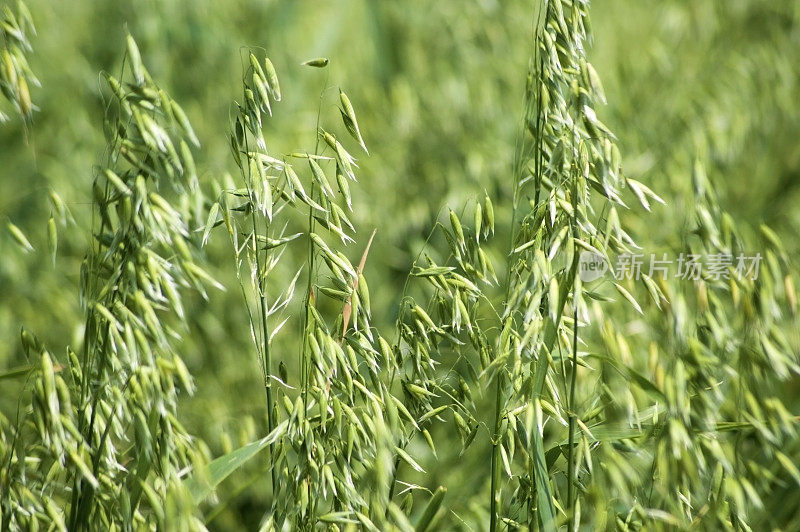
[240, 71, 277, 495]
[248, 176, 277, 495]
[300, 183, 317, 399]
[259, 290, 277, 492]
[69, 159, 117, 530]
[384, 220, 440, 517]
[299, 73, 328, 399]
[494, 13, 540, 528]
[566, 145, 581, 528]
[566, 292, 578, 528]
[489, 373, 504, 532]
[490, 19, 538, 526]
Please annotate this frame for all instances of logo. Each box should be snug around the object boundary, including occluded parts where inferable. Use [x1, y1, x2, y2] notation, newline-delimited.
[579, 251, 607, 282]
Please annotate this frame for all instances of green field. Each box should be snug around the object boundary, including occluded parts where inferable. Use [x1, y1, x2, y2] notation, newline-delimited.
[1, 1, 799, 530]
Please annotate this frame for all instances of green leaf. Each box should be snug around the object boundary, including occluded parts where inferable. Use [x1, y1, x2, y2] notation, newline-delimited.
[531, 408, 556, 531]
[415, 486, 446, 532]
[0, 363, 35, 380]
[202, 202, 219, 246]
[395, 446, 425, 473]
[585, 353, 666, 402]
[186, 420, 287, 503]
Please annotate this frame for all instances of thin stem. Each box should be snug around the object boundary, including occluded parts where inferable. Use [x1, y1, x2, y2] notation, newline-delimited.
[491, 17, 542, 528]
[260, 291, 277, 492]
[237, 58, 277, 495]
[249, 165, 277, 495]
[566, 285, 578, 528]
[300, 181, 317, 399]
[299, 70, 328, 399]
[493, 17, 543, 529]
[566, 128, 581, 527]
[70, 66, 132, 525]
[384, 217, 441, 516]
[489, 372, 504, 532]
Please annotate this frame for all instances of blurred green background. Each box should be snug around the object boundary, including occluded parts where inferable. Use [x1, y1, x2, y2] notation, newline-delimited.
[2, 0, 798, 528]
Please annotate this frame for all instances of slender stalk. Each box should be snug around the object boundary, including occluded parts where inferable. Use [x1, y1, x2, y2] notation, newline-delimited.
[260, 291, 277, 492]
[249, 168, 277, 495]
[489, 373, 504, 532]
[566, 137, 581, 527]
[566, 288, 578, 528]
[384, 219, 441, 516]
[492, 27, 538, 530]
[490, 29, 537, 531]
[300, 182, 317, 399]
[69, 83, 129, 526]
[299, 72, 328, 399]
[239, 62, 277, 494]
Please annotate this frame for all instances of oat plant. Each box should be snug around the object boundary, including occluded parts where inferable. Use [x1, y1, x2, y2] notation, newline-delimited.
[0, 0, 36, 125]
[197, 1, 651, 528]
[0, 35, 213, 529]
[198, 48, 451, 530]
